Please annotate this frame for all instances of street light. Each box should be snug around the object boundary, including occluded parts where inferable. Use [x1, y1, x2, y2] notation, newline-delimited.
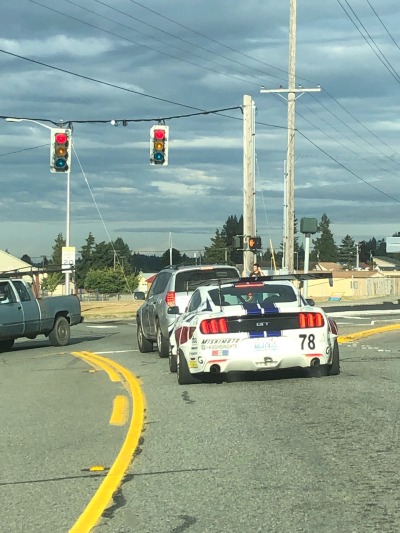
[6, 117, 72, 295]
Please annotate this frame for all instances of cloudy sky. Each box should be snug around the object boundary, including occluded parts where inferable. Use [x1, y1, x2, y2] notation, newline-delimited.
[1, 0, 400, 261]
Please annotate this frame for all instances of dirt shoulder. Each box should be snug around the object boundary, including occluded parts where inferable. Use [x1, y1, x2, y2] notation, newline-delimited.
[80, 300, 142, 319]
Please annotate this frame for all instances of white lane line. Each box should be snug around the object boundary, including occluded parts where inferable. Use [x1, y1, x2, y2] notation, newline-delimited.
[95, 350, 139, 354]
[87, 325, 119, 329]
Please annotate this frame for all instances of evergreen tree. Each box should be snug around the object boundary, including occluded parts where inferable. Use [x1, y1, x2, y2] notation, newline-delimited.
[161, 248, 184, 268]
[222, 214, 243, 263]
[311, 213, 338, 262]
[50, 233, 66, 265]
[203, 229, 228, 263]
[338, 234, 356, 267]
[75, 232, 96, 288]
[20, 254, 32, 264]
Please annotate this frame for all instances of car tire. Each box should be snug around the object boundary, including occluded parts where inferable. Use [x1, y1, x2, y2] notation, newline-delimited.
[328, 341, 340, 376]
[0, 339, 15, 352]
[177, 350, 201, 385]
[169, 350, 178, 373]
[156, 323, 169, 358]
[137, 320, 153, 353]
[49, 316, 70, 346]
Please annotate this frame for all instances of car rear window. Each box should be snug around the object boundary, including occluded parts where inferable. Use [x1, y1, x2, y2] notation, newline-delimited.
[175, 268, 238, 293]
[209, 284, 297, 305]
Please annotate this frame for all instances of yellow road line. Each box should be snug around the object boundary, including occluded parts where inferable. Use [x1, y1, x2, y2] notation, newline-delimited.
[338, 323, 400, 343]
[74, 350, 121, 382]
[109, 395, 129, 426]
[69, 351, 146, 533]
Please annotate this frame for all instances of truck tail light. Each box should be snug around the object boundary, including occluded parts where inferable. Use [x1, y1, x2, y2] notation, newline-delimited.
[165, 291, 175, 306]
[200, 318, 228, 334]
[298, 312, 324, 328]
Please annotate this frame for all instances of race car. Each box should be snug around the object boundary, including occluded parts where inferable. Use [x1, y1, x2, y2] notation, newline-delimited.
[168, 273, 340, 385]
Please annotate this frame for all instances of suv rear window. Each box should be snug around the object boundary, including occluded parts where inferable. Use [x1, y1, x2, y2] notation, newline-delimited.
[175, 268, 238, 292]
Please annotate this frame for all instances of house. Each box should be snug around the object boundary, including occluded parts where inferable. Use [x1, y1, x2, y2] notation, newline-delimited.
[0, 249, 32, 275]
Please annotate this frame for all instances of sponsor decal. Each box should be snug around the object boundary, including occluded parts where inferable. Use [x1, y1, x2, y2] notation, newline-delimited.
[201, 338, 241, 345]
[198, 356, 204, 364]
[189, 360, 198, 368]
[211, 349, 229, 356]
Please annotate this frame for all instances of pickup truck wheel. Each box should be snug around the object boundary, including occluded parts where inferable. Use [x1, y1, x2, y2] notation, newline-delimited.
[0, 339, 14, 352]
[49, 316, 70, 346]
[156, 323, 170, 358]
[137, 320, 154, 353]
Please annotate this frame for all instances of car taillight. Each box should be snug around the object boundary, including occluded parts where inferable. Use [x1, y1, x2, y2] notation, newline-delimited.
[165, 291, 175, 306]
[200, 318, 228, 334]
[298, 312, 324, 328]
[175, 326, 196, 345]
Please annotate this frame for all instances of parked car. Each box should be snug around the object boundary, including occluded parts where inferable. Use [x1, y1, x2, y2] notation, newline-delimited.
[136, 264, 240, 358]
[168, 273, 340, 384]
[0, 278, 82, 352]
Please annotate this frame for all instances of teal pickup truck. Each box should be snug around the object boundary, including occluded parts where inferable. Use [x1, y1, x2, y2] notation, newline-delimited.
[0, 278, 82, 352]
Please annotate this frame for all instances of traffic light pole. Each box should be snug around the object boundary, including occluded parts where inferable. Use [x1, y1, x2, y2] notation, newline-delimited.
[5, 117, 72, 295]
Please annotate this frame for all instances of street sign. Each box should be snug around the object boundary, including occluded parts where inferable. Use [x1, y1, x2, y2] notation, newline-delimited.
[61, 246, 76, 271]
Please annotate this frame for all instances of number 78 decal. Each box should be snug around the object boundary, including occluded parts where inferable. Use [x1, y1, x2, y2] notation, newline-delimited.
[299, 334, 316, 350]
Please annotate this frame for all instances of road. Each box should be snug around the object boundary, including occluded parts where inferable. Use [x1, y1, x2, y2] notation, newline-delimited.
[1, 310, 400, 533]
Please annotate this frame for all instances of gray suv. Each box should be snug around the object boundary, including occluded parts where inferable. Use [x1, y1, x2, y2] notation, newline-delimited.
[136, 264, 240, 357]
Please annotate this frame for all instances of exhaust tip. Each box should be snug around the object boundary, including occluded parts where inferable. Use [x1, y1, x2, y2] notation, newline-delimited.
[210, 364, 221, 374]
[310, 358, 320, 367]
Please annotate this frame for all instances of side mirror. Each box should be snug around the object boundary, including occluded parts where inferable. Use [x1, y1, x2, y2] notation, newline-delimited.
[167, 306, 180, 315]
[306, 298, 315, 306]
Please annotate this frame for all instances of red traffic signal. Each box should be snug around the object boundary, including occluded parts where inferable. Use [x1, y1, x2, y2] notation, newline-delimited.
[50, 128, 72, 173]
[150, 125, 169, 165]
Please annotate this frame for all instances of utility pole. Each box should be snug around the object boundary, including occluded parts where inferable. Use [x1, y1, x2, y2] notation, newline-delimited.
[260, 0, 320, 272]
[243, 94, 256, 275]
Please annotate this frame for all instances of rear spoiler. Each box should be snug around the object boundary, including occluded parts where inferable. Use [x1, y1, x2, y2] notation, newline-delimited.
[186, 272, 333, 290]
[240, 272, 333, 287]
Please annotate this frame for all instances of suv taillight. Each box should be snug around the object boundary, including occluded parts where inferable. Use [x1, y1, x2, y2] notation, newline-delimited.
[298, 312, 324, 328]
[200, 318, 228, 334]
[165, 291, 176, 306]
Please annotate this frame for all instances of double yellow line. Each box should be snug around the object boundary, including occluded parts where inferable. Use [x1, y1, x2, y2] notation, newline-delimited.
[69, 351, 146, 532]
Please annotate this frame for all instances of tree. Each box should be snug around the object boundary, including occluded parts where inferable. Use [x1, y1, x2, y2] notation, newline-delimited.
[311, 213, 338, 262]
[222, 214, 243, 263]
[84, 267, 127, 294]
[75, 232, 96, 288]
[338, 234, 356, 267]
[41, 272, 63, 295]
[20, 254, 32, 265]
[50, 233, 66, 265]
[161, 248, 183, 268]
[203, 229, 228, 263]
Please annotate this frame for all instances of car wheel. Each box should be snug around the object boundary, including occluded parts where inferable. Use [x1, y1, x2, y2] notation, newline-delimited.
[169, 350, 177, 373]
[137, 320, 154, 353]
[156, 323, 169, 358]
[0, 339, 15, 352]
[49, 316, 70, 346]
[177, 350, 201, 385]
[328, 341, 340, 376]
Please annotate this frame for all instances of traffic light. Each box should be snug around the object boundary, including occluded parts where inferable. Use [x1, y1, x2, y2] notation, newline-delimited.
[50, 128, 72, 173]
[249, 236, 261, 251]
[150, 125, 169, 165]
